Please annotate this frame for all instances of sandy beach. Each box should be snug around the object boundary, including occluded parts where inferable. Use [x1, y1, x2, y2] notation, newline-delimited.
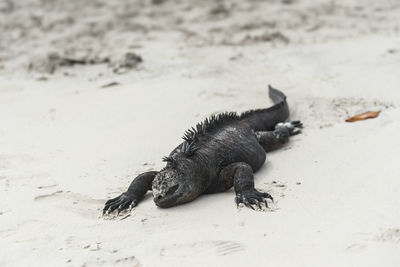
[1, 0, 400, 266]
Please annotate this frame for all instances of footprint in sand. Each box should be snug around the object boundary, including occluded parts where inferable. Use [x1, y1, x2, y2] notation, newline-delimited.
[213, 240, 246, 256]
[161, 240, 245, 258]
[0, 154, 35, 169]
[81, 256, 140, 267]
[346, 228, 400, 252]
[375, 228, 400, 243]
[34, 190, 104, 219]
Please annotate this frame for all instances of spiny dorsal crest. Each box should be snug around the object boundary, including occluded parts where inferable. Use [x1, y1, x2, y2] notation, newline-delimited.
[181, 134, 200, 156]
[162, 156, 176, 165]
[181, 112, 239, 154]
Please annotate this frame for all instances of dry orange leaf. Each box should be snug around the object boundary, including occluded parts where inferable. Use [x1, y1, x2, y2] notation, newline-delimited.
[345, 110, 381, 122]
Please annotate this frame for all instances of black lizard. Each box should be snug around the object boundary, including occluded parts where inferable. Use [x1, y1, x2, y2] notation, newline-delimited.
[103, 85, 302, 214]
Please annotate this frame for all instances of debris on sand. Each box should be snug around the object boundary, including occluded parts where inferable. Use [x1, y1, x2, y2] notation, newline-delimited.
[28, 52, 110, 74]
[240, 31, 290, 45]
[28, 51, 143, 75]
[345, 110, 381, 122]
[101, 82, 120, 89]
[151, 0, 166, 4]
[112, 52, 143, 74]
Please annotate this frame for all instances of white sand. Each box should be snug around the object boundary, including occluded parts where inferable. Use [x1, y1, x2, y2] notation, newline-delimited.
[1, 1, 400, 266]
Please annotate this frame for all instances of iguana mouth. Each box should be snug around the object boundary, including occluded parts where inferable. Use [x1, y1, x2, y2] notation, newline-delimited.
[154, 193, 181, 208]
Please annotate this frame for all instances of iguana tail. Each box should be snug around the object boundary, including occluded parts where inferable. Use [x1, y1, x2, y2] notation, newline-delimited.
[240, 85, 289, 131]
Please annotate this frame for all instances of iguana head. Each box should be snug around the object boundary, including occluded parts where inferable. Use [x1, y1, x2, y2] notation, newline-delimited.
[152, 155, 200, 208]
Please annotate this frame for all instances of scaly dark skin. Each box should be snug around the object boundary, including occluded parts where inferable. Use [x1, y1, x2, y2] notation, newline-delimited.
[103, 85, 302, 214]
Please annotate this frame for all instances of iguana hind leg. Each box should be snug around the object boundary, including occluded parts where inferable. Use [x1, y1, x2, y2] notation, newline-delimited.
[255, 121, 302, 152]
[103, 171, 158, 215]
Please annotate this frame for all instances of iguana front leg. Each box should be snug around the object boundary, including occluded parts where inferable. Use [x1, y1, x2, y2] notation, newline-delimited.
[255, 121, 302, 152]
[219, 162, 273, 210]
[103, 171, 158, 214]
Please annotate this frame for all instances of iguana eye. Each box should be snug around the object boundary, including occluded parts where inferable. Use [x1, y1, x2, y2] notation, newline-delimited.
[165, 184, 179, 196]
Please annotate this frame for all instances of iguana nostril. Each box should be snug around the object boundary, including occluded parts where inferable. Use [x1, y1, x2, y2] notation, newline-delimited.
[157, 195, 162, 200]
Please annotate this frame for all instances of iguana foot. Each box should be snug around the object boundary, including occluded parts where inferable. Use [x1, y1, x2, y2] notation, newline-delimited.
[235, 189, 273, 210]
[103, 193, 138, 215]
[103, 171, 157, 215]
[275, 121, 303, 136]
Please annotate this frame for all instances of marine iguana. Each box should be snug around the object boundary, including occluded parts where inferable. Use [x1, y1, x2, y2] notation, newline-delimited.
[103, 85, 302, 214]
